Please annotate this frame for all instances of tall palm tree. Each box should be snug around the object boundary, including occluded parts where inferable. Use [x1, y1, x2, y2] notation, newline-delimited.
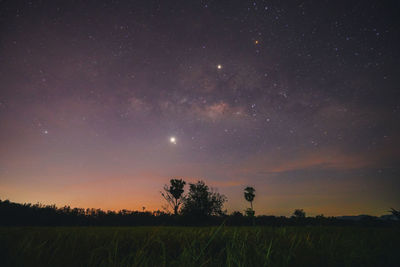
[244, 186, 256, 210]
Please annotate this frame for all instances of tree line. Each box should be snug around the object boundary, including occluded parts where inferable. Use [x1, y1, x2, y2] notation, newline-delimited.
[0, 178, 399, 226]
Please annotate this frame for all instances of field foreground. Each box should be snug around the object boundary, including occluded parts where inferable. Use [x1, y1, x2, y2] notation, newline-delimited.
[1, 226, 398, 266]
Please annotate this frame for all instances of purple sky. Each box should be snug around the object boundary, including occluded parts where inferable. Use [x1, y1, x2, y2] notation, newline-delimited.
[0, 0, 399, 216]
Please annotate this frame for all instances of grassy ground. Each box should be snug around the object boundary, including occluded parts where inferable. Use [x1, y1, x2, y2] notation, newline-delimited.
[0, 226, 398, 266]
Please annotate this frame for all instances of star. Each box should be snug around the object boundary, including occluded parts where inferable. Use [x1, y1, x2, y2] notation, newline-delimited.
[170, 136, 177, 144]
[217, 64, 222, 69]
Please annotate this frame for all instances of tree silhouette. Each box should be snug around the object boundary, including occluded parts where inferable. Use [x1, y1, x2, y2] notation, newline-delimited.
[244, 186, 256, 212]
[245, 208, 255, 217]
[389, 208, 400, 220]
[161, 179, 186, 215]
[181, 180, 227, 218]
[292, 209, 306, 218]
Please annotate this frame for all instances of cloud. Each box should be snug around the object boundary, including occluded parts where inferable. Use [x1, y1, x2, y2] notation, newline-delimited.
[239, 148, 384, 176]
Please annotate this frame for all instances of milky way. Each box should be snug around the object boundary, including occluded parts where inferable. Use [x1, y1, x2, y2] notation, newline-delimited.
[0, 1, 399, 215]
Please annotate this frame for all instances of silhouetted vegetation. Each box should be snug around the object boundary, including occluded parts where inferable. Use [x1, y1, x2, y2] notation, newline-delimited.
[0, 178, 398, 227]
[1, 226, 399, 266]
[180, 180, 227, 222]
[161, 178, 186, 215]
[1, 193, 399, 266]
[1, 199, 398, 227]
[292, 209, 306, 219]
[389, 208, 400, 220]
[244, 187, 255, 209]
[244, 186, 256, 217]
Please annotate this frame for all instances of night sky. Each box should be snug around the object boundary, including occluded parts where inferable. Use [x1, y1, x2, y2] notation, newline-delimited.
[1, 0, 399, 216]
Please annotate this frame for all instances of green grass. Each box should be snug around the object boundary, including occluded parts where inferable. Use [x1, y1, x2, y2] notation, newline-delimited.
[0, 226, 398, 266]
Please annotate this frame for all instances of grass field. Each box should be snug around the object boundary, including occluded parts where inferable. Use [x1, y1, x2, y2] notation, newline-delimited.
[0, 226, 398, 266]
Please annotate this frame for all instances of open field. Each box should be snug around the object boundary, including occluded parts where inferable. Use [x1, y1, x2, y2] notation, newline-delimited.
[1, 226, 398, 266]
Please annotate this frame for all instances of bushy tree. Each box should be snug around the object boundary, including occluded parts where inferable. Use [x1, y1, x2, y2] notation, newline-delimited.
[231, 211, 243, 217]
[160, 179, 186, 215]
[245, 208, 255, 217]
[292, 209, 306, 218]
[181, 180, 227, 217]
[389, 208, 400, 220]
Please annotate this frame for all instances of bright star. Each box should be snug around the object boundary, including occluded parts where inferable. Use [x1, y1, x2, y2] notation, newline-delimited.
[170, 137, 177, 144]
